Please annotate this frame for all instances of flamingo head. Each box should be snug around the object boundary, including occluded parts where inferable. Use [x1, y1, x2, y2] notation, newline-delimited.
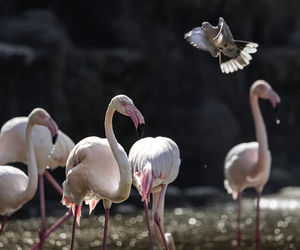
[28, 108, 59, 144]
[111, 94, 145, 139]
[251, 80, 281, 122]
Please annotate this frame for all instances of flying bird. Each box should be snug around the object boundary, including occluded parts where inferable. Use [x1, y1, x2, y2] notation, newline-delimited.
[0, 115, 75, 248]
[184, 17, 258, 73]
[62, 94, 145, 250]
[0, 108, 58, 236]
[224, 80, 280, 250]
[129, 136, 180, 250]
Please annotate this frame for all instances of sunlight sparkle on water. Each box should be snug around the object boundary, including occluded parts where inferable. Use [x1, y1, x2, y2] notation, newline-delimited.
[260, 198, 300, 210]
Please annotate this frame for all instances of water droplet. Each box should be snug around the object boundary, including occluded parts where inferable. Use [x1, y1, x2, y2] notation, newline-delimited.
[276, 119, 280, 125]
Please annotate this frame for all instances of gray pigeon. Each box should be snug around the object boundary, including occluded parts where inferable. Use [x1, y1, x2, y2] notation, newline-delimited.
[184, 17, 258, 73]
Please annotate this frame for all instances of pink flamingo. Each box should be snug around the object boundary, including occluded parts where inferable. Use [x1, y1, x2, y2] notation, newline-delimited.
[62, 94, 145, 250]
[0, 114, 75, 249]
[129, 136, 180, 250]
[0, 108, 58, 237]
[224, 80, 281, 250]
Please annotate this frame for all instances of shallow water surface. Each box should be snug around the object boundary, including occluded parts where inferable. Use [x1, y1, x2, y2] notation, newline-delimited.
[0, 198, 300, 249]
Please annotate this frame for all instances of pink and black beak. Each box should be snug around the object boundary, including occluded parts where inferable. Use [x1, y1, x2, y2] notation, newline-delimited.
[46, 118, 59, 145]
[124, 103, 145, 139]
[268, 90, 281, 124]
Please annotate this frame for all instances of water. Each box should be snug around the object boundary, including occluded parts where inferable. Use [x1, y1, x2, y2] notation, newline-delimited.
[0, 198, 300, 249]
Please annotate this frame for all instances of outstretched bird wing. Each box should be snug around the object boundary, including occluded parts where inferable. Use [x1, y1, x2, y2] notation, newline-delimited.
[184, 27, 209, 51]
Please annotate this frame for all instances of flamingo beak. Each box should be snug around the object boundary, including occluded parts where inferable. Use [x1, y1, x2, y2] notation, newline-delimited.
[274, 103, 280, 125]
[137, 123, 145, 139]
[52, 133, 58, 145]
[46, 118, 59, 145]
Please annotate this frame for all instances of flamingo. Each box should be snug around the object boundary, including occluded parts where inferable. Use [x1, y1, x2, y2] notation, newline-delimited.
[0, 115, 75, 249]
[0, 108, 58, 237]
[62, 94, 145, 250]
[129, 136, 181, 250]
[224, 80, 281, 250]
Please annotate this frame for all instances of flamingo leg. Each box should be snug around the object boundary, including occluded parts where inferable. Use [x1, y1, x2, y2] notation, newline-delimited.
[38, 174, 46, 249]
[0, 216, 8, 234]
[237, 192, 242, 250]
[153, 184, 169, 250]
[70, 205, 79, 250]
[44, 170, 63, 195]
[30, 209, 73, 250]
[143, 201, 154, 250]
[102, 199, 112, 250]
[256, 192, 261, 250]
[102, 208, 110, 250]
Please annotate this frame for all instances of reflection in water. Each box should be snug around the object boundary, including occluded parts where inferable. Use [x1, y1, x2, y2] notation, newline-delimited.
[0, 198, 299, 249]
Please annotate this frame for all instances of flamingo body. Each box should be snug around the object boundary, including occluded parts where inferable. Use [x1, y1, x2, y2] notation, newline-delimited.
[63, 136, 126, 208]
[129, 136, 180, 250]
[224, 141, 271, 200]
[130, 137, 180, 202]
[0, 116, 75, 173]
[0, 166, 28, 215]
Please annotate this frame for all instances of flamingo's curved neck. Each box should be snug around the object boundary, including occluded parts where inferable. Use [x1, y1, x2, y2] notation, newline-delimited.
[16, 122, 39, 204]
[104, 104, 132, 202]
[250, 91, 269, 169]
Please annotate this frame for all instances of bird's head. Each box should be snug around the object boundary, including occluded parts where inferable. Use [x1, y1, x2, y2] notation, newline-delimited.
[251, 80, 281, 121]
[110, 95, 145, 139]
[28, 108, 59, 144]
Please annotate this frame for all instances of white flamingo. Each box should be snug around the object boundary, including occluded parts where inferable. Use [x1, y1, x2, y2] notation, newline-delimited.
[129, 136, 180, 250]
[62, 94, 145, 250]
[224, 80, 281, 250]
[0, 108, 58, 237]
[0, 115, 75, 249]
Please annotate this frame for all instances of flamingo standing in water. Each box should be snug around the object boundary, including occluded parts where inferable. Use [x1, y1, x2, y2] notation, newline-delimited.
[0, 108, 58, 237]
[129, 136, 180, 250]
[224, 80, 281, 250]
[62, 94, 145, 250]
[0, 115, 75, 249]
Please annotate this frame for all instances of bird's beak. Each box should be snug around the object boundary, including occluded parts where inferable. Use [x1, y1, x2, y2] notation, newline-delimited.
[52, 133, 58, 145]
[137, 123, 145, 139]
[274, 103, 280, 125]
[46, 118, 59, 145]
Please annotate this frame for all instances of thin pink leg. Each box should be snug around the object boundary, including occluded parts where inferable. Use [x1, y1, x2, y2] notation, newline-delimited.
[0, 216, 8, 234]
[256, 192, 261, 250]
[38, 174, 46, 250]
[153, 184, 169, 250]
[70, 205, 79, 250]
[237, 192, 242, 250]
[31, 209, 73, 250]
[143, 201, 154, 250]
[102, 208, 110, 250]
[44, 170, 63, 195]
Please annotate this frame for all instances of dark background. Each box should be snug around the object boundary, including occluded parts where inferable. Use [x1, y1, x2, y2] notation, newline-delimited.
[0, 0, 300, 213]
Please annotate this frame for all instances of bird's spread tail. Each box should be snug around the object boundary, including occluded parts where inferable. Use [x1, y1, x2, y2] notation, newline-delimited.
[62, 197, 82, 225]
[219, 41, 258, 73]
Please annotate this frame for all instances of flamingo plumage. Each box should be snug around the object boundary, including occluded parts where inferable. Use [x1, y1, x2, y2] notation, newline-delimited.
[62, 94, 145, 250]
[224, 80, 281, 250]
[129, 136, 180, 250]
[0, 115, 75, 249]
[0, 108, 58, 237]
